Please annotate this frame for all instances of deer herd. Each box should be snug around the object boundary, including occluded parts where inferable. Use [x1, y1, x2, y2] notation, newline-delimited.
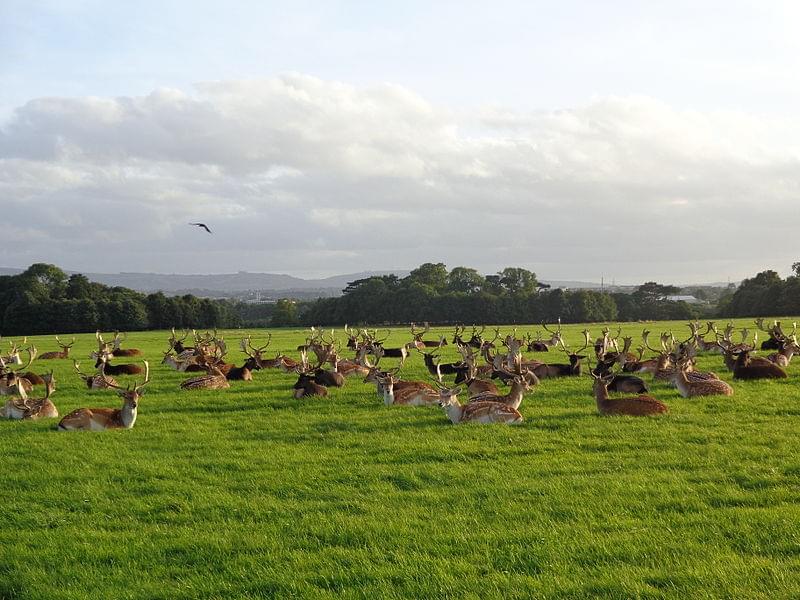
[0, 318, 797, 430]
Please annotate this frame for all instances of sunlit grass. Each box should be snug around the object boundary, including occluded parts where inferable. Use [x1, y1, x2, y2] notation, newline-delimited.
[2, 319, 799, 598]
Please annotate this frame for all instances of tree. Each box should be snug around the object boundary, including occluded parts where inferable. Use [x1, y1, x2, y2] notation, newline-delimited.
[407, 263, 448, 292]
[497, 267, 537, 294]
[447, 267, 484, 294]
[793, 262, 800, 277]
[271, 299, 299, 326]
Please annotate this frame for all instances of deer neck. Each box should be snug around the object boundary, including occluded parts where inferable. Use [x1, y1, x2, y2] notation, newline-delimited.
[443, 399, 464, 424]
[593, 381, 610, 408]
[120, 401, 137, 429]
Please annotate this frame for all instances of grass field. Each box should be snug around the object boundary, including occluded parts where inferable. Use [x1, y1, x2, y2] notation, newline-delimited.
[2, 320, 799, 599]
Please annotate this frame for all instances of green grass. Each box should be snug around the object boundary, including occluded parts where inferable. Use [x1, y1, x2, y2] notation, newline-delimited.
[2, 320, 800, 599]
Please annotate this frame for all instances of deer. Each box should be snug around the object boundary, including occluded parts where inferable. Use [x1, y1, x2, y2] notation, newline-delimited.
[452, 325, 487, 349]
[376, 370, 440, 406]
[1, 371, 58, 420]
[421, 350, 463, 382]
[538, 320, 564, 349]
[532, 332, 589, 379]
[589, 371, 668, 417]
[590, 358, 648, 394]
[73, 360, 119, 390]
[467, 370, 530, 409]
[766, 336, 800, 367]
[161, 349, 203, 372]
[180, 362, 231, 390]
[306, 348, 345, 388]
[730, 348, 788, 380]
[108, 331, 143, 357]
[58, 362, 149, 431]
[168, 328, 195, 354]
[0, 346, 38, 396]
[669, 358, 733, 398]
[39, 336, 75, 360]
[94, 349, 146, 376]
[688, 321, 723, 353]
[366, 330, 410, 364]
[754, 318, 794, 351]
[436, 385, 524, 424]
[1, 337, 26, 365]
[409, 322, 447, 350]
[292, 352, 329, 399]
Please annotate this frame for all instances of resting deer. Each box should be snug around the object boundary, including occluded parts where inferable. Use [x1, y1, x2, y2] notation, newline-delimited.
[1, 338, 26, 365]
[39, 336, 75, 360]
[409, 322, 447, 350]
[108, 331, 143, 357]
[590, 371, 668, 416]
[590, 359, 648, 394]
[766, 336, 800, 367]
[532, 333, 589, 379]
[0, 347, 37, 396]
[95, 350, 146, 376]
[436, 385, 524, 424]
[1, 372, 58, 420]
[180, 360, 231, 390]
[58, 362, 150, 431]
[669, 358, 732, 398]
[376, 371, 440, 406]
[73, 361, 119, 390]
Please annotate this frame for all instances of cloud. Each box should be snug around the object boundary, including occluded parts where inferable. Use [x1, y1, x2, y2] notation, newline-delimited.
[1, 74, 799, 281]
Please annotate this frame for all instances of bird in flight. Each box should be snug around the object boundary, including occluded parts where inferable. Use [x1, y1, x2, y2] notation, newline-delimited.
[189, 222, 213, 234]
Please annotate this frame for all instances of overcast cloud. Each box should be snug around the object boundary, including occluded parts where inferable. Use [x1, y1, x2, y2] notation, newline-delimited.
[1, 2, 799, 283]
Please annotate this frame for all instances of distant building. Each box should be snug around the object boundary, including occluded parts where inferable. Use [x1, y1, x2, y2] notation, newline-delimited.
[664, 295, 703, 304]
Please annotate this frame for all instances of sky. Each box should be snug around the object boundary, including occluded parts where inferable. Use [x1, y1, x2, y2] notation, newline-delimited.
[1, 0, 799, 284]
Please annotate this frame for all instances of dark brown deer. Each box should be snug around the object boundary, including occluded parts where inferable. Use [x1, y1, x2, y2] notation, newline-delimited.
[94, 350, 146, 376]
[292, 351, 329, 398]
[532, 332, 589, 379]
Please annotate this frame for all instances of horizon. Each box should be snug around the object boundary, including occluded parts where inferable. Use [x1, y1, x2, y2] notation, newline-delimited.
[2, 2, 799, 283]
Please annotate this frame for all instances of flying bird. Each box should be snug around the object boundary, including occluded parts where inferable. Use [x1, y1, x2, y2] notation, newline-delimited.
[189, 222, 213, 234]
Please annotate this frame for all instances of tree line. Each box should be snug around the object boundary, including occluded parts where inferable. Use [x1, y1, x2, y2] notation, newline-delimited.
[300, 263, 700, 326]
[0, 264, 241, 335]
[2, 262, 797, 336]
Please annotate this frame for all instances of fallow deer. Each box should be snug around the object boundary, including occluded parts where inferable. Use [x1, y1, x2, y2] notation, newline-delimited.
[590, 359, 648, 394]
[1, 372, 58, 420]
[766, 336, 800, 367]
[669, 358, 733, 398]
[409, 322, 447, 350]
[589, 371, 668, 417]
[39, 336, 75, 360]
[108, 331, 143, 357]
[532, 333, 589, 379]
[95, 350, 146, 376]
[73, 361, 119, 390]
[436, 386, 524, 424]
[58, 362, 150, 431]
[376, 371, 440, 406]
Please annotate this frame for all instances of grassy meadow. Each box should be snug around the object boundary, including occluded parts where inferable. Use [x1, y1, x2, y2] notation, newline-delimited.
[1, 320, 800, 599]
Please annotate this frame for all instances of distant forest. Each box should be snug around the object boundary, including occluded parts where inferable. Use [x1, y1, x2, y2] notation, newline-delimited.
[1, 262, 798, 335]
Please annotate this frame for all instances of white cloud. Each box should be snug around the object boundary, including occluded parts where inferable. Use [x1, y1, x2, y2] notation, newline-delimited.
[1, 74, 799, 282]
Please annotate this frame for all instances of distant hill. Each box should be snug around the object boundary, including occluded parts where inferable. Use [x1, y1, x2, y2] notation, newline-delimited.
[0, 266, 734, 297]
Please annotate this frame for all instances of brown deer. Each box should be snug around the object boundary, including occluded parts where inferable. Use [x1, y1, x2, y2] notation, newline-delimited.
[106, 331, 143, 357]
[39, 336, 75, 360]
[292, 352, 329, 399]
[0, 346, 37, 396]
[409, 322, 447, 350]
[590, 371, 668, 416]
[766, 336, 800, 367]
[58, 362, 149, 431]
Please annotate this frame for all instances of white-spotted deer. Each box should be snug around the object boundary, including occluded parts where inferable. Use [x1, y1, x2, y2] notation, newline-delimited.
[58, 362, 150, 431]
[436, 385, 524, 424]
[1, 372, 58, 420]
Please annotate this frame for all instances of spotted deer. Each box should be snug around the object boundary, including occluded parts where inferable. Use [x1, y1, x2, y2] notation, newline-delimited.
[58, 362, 150, 431]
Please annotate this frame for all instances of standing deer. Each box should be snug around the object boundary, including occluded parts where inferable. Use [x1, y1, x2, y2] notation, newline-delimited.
[58, 362, 150, 431]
